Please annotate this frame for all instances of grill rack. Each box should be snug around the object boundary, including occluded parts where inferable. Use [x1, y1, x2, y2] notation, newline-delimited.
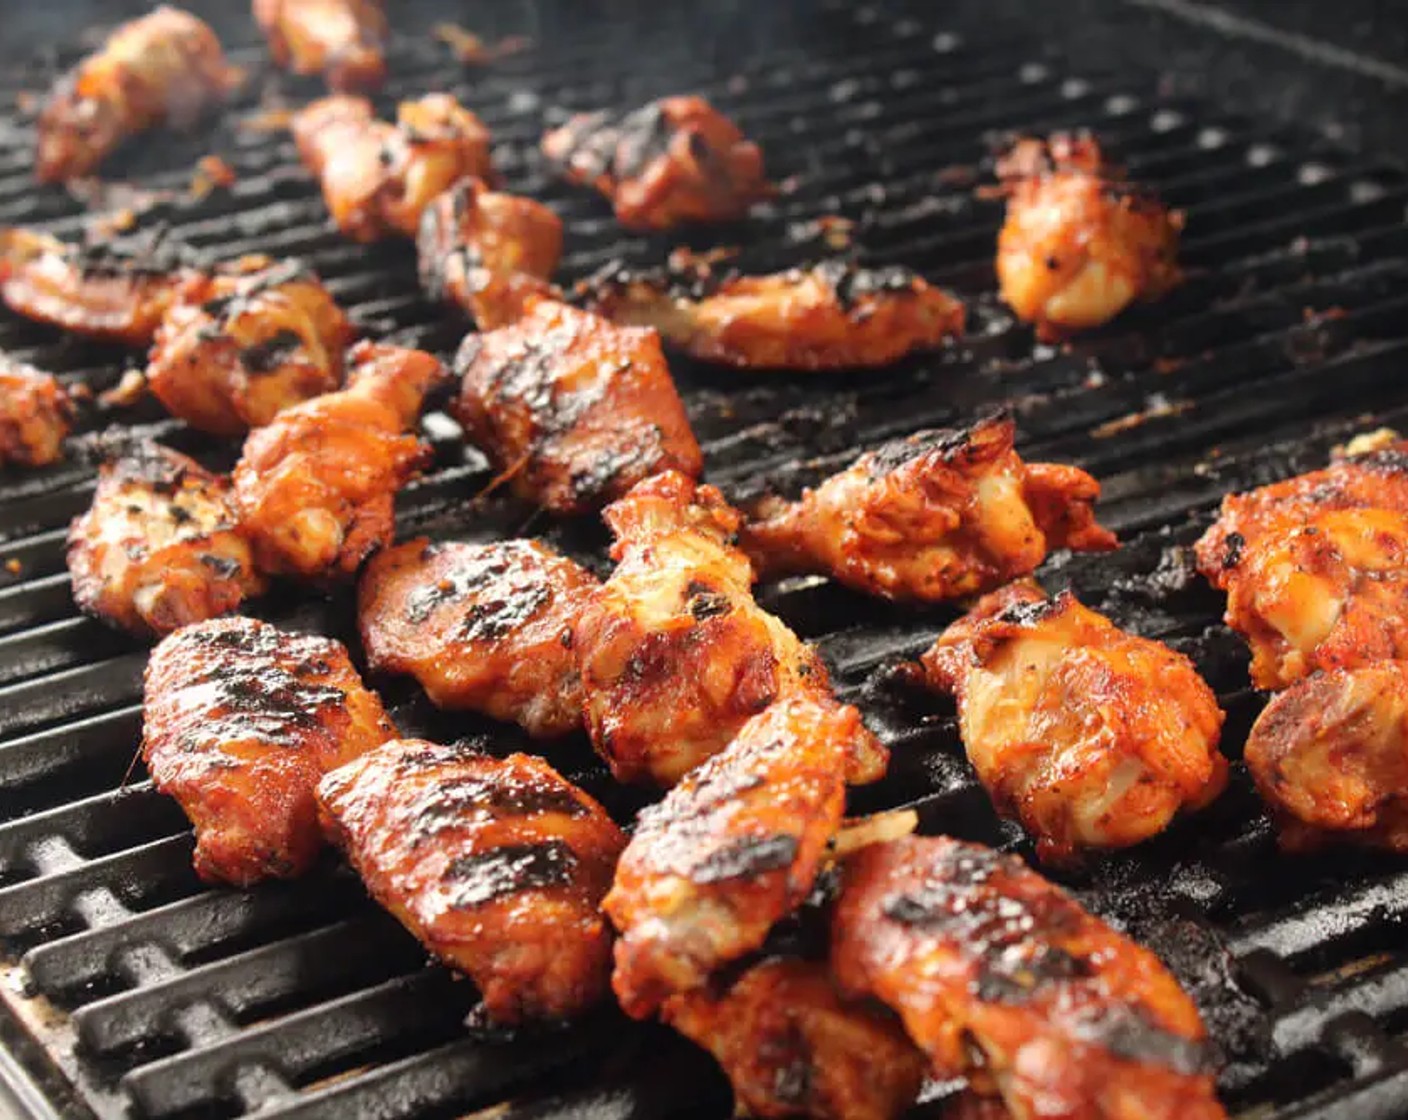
[2, 1, 1408, 1117]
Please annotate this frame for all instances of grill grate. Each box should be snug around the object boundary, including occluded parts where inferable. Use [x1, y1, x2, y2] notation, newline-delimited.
[3, 1, 1408, 1117]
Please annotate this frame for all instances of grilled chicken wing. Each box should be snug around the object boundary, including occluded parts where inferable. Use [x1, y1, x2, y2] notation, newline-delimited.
[233, 341, 443, 580]
[293, 94, 493, 241]
[662, 957, 926, 1120]
[35, 6, 239, 182]
[580, 252, 965, 370]
[542, 96, 769, 230]
[913, 580, 1226, 864]
[358, 538, 599, 737]
[146, 258, 354, 436]
[832, 836, 1225, 1120]
[67, 445, 265, 637]
[143, 617, 395, 884]
[0, 358, 73, 468]
[605, 694, 880, 1017]
[995, 134, 1181, 340]
[1194, 441, 1408, 690]
[417, 178, 563, 329]
[452, 297, 702, 515]
[318, 739, 626, 1023]
[253, 0, 387, 92]
[741, 413, 1117, 603]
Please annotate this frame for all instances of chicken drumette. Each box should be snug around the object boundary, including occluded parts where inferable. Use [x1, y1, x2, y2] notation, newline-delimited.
[833, 836, 1225, 1120]
[452, 298, 702, 516]
[0, 358, 73, 469]
[358, 538, 599, 738]
[579, 252, 965, 370]
[741, 413, 1117, 603]
[143, 616, 396, 884]
[67, 444, 265, 637]
[253, 0, 387, 91]
[542, 95, 769, 230]
[318, 739, 626, 1023]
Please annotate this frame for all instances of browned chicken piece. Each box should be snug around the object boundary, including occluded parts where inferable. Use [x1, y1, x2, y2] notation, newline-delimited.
[995, 133, 1182, 340]
[832, 836, 1225, 1120]
[662, 957, 927, 1120]
[417, 178, 563, 329]
[741, 413, 1118, 604]
[1194, 440, 1408, 690]
[253, 0, 387, 92]
[579, 251, 965, 370]
[143, 616, 395, 884]
[146, 258, 355, 436]
[67, 445, 265, 637]
[452, 297, 702, 515]
[1245, 661, 1408, 851]
[318, 739, 627, 1023]
[233, 341, 444, 580]
[292, 94, 493, 241]
[0, 358, 73, 468]
[912, 580, 1227, 864]
[358, 538, 599, 738]
[605, 694, 880, 1018]
[35, 6, 240, 182]
[542, 95, 769, 230]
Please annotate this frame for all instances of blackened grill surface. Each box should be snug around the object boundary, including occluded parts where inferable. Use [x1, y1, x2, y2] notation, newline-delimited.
[1, 1, 1408, 1118]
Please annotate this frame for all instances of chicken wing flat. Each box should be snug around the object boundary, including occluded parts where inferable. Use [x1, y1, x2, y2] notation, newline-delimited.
[293, 94, 493, 241]
[452, 297, 702, 515]
[36, 6, 240, 182]
[144, 617, 394, 884]
[741, 413, 1117, 603]
[358, 538, 599, 738]
[318, 739, 626, 1023]
[913, 580, 1226, 864]
[994, 133, 1181, 340]
[661, 957, 926, 1120]
[233, 341, 444, 580]
[147, 258, 355, 436]
[541, 95, 769, 230]
[0, 358, 73, 468]
[417, 178, 563, 329]
[67, 444, 265, 637]
[579, 252, 965, 370]
[1194, 441, 1408, 690]
[605, 694, 879, 1018]
[832, 836, 1224, 1120]
[253, 0, 387, 92]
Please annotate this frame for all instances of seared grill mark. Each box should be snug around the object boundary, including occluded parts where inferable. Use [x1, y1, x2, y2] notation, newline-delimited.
[189, 663, 346, 742]
[409, 773, 589, 841]
[812, 259, 921, 312]
[401, 542, 554, 638]
[443, 840, 579, 907]
[690, 834, 800, 884]
[240, 329, 305, 375]
[996, 591, 1065, 628]
[865, 423, 983, 476]
[1086, 1008, 1219, 1076]
[1221, 531, 1245, 570]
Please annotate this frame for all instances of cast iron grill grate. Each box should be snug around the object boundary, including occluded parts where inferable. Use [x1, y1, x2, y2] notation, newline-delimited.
[2, 1, 1408, 1117]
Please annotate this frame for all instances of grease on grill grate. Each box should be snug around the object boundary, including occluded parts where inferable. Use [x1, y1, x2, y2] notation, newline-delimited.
[3, 1, 1408, 1118]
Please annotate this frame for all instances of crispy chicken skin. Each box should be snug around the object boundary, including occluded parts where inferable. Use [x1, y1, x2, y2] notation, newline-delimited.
[1245, 661, 1408, 851]
[914, 580, 1226, 864]
[579, 252, 965, 370]
[832, 836, 1225, 1120]
[452, 298, 702, 516]
[317, 739, 627, 1023]
[1194, 441, 1408, 690]
[605, 695, 877, 1018]
[143, 617, 395, 885]
[358, 538, 599, 738]
[0, 358, 73, 468]
[233, 341, 444, 580]
[35, 6, 240, 182]
[253, 0, 387, 92]
[741, 414, 1117, 603]
[417, 179, 563, 329]
[662, 957, 926, 1120]
[542, 95, 769, 230]
[147, 259, 355, 436]
[67, 445, 265, 637]
[995, 134, 1182, 340]
[293, 94, 493, 241]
